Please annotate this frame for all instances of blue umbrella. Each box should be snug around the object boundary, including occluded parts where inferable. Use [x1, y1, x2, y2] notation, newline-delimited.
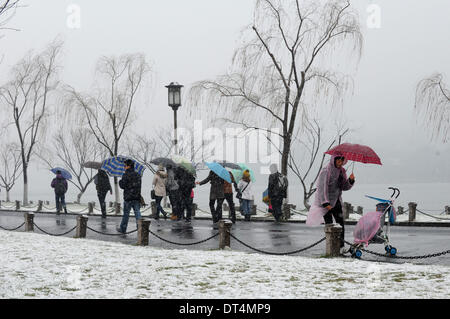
[51, 167, 72, 180]
[205, 162, 232, 183]
[101, 156, 146, 177]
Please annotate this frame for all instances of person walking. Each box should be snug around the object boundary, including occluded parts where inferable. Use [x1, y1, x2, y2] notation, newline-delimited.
[237, 170, 253, 221]
[268, 164, 288, 222]
[166, 164, 181, 221]
[196, 170, 225, 226]
[152, 164, 168, 220]
[306, 153, 355, 253]
[94, 169, 112, 218]
[223, 171, 237, 223]
[117, 159, 142, 234]
[177, 167, 196, 222]
[51, 170, 68, 214]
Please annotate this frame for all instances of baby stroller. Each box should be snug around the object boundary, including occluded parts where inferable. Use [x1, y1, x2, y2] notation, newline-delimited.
[349, 187, 400, 259]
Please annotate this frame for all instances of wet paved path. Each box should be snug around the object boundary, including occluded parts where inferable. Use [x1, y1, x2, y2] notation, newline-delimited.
[1, 210, 450, 266]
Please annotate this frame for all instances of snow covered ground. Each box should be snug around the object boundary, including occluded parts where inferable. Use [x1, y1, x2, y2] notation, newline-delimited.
[1, 230, 450, 299]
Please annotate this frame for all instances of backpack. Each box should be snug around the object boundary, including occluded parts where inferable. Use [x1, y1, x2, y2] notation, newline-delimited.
[54, 178, 66, 195]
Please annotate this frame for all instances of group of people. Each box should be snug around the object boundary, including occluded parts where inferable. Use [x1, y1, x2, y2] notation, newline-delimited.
[50, 154, 355, 249]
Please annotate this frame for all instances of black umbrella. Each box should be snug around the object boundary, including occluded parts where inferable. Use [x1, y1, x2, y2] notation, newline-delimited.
[215, 161, 242, 170]
[150, 157, 177, 168]
[82, 161, 102, 169]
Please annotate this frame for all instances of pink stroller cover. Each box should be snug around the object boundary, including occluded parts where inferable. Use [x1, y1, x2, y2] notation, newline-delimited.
[353, 211, 383, 246]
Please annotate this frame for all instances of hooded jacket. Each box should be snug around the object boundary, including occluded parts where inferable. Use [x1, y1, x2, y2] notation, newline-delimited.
[152, 170, 167, 197]
[119, 168, 142, 201]
[306, 153, 355, 226]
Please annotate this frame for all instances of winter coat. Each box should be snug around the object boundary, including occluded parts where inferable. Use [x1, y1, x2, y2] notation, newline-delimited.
[199, 171, 224, 200]
[95, 170, 112, 193]
[51, 175, 68, 195]
[268, 172, 288, 200]
[306, 154, 355, 226]
[152, 170, 167, 197]
[237, 179, 253, 201]
[119, 168, 142, 202]
[166, 168, 179, 192]
[223, 171, 236, 194]
[176, 167, 195, 192]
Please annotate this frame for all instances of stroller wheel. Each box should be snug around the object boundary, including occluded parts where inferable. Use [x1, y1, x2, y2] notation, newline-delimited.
[390, 247, 397, 256]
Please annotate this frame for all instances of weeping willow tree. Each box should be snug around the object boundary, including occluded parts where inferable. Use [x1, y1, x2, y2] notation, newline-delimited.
[190, 0, 362, 177]
[415, 73, 450, 142]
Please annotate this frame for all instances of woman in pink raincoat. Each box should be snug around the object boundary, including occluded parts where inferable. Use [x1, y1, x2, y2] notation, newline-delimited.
[306, 153, 355, 249]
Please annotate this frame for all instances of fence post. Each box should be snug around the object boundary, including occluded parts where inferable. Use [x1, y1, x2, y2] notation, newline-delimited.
[342, 202, 351, 220]
[37, 200, 43, 212]
[24, 212, 34, 232]
[88, 202, 94, 215]
[45, 201, 50, 205]
[357, 206, 363, 215]
[408, 202, 417, 222]
[219, 219, 233, 249]
[192, 203, 197, 217]
[15, 200, 20, 211]
[137, 218, 151, 246]
[223, 203, 229, 212]
[445, 206, 450, 215]
[251, 204, 257, 216]
[115, 202, 121, 215]
[397, 206, 404, 215]
[150, 201, 156, 216]
[282, 203, 292, 220]
[324, 223, 342, 257]
[109, 201, 113, 208]
[75, 215, 88, 238]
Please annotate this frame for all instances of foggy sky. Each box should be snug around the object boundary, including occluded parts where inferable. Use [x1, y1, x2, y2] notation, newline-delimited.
[1, 0, 450, 200]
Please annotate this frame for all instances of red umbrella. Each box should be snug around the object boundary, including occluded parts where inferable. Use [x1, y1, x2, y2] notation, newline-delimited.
[325, 143, 382, 166]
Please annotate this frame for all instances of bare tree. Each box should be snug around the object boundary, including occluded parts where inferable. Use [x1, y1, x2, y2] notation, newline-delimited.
[190, 0, 362, 177]
[38, 127, 105, 203]
[0, 0, 20, 38]
[288, 117, 350, 209]
[66, 53, 151, 204]
[0, 39, 62, 205]
[0, 142, 22, 201]
[415, 73, 450, 142]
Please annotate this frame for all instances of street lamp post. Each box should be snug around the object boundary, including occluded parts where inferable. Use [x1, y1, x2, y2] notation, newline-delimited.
[165, 82, 183, 155]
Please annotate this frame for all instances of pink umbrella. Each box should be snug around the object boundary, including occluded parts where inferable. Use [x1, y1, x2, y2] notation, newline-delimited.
[325, 143, 382, 172]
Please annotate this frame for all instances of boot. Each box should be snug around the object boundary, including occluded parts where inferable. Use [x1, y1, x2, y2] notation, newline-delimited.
[64, 207, 68, 214]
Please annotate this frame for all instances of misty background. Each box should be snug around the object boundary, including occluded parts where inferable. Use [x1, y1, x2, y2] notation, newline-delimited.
[0, 0, 450, 209]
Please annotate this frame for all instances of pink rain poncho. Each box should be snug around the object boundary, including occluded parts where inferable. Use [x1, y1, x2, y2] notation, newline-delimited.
[353, 211, 383, 246]
[306, 153, 354, 226]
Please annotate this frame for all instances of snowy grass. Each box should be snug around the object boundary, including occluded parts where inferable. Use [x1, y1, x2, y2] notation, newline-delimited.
[1, 230, 450, 299]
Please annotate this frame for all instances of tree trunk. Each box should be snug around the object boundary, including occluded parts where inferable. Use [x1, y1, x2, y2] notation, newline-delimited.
[22, 166, 28, 206]
[76, 191, 84, 204]
[114, 177, 120, 204]
[6, 189, 10, 202]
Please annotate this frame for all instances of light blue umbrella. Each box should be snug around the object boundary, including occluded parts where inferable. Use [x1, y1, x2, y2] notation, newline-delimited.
[101, 156, 146, 177]
[51, 167, 72, 180]
[205, 162, 232, 183]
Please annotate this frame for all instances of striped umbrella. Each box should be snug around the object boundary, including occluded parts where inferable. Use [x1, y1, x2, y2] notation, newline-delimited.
[101, 156, 146, 177]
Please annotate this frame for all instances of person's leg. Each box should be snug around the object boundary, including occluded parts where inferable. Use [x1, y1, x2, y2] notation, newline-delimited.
[185, 189, 193, 221]
[155, 196, 162, 218]
[119, 201, 131, 233]
[225, 193, 236, 222]
[331, 200, 345, 247]
[132, 200, 141, 229]
[272, 198, 282, 221]
[61, 194, 67, 214]
[242, 200, 250, 220]
[216, 198, 224, 221]
[55, 194, 61, 213]
[209, 199, 217, 223]
[98, 191, 107, 217]
[323, 209, 333, 224]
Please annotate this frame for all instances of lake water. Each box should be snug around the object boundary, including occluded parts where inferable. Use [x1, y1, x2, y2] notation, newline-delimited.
[5, 182, 450, 214]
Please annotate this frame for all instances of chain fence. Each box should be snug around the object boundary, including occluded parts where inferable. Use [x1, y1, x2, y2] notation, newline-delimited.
[86, 226, 137, 236]
[0, 222, 25, 231]
[229, 232, 326, 255]
[416, 209, 450, 221]
[33, 222, 77, 237]
[344, 240, 450, 260]
[148, 229, 220, 246]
